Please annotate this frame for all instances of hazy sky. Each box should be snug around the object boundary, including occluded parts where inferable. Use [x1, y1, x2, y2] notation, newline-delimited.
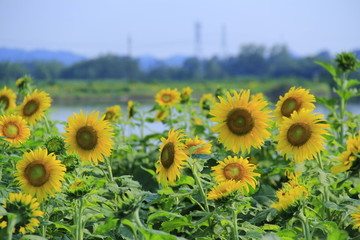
[0, 0, 359, 58]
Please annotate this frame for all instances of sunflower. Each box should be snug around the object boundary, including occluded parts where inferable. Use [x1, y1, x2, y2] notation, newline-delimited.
[271, 179, 308, 211]
[103, 105, 122, 122]
[127, 100, 135, 120]
[331, 132, 360, 174]
[192, 116, 202, 125]
[17, 89, 51, 125]
[0, 114, 30, 145]
[184, 136, 212, 156]
[155, 109, 168, 121]
[212, 156, 260, 194]
[0, 192, 43, 234]
[199, 93, 216, 111]
[155, 88, 181, 107]
[275, 87, 315, 122]
[351, 205, 360, 232]
[275, 109, 330, 163]
[14, 148, 66, 201]
[156, 128, 188, 186]
[207, 180, 241, 200]
[180, 87, 193, 103]
[64, 111, 114, 165]
[209, 90, 272, 153]
[0, 86, 17, 112]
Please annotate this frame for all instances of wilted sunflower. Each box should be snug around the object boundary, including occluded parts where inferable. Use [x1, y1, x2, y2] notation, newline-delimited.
[0, 114, 30, 145]
[199, 93, 216, 112]
[156, 128, 188, 186]
[207, 180, 241, 200]
[180, 87, 193, 103]
[275, 87, 315, 122]
[64, 111, 114, 165]
[184, 136, 212, 156]
[155, 88, 181, 107]
[212, 156, 260, 194]
[103, 105, 122, 122]
[15, 148, 66, 201]
[275, 109, 330, 163]
[127, 100, 135, 120]
[155, 109, 168, 121]
[17, 89, 51, 125]
[351, 205, 360, 232]
[210, 90, 272, 153]
[0, 86, 16, 112]
[271, 178, 308, 211]
[0, 192, 43, 234]
[331, 132, 360, 174]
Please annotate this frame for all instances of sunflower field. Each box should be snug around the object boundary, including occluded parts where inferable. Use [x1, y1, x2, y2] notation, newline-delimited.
[0, 53, 359, 240]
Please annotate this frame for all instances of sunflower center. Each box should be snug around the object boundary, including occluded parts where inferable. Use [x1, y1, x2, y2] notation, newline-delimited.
[104, 111, 115, 120]
[226, 108, 254, 136]
[223, 163, 244, 181]
[160, 142, 175, 169]
[24, 162, 49, 187]
[76, 126, 98, 150]
[3, 123, 19, 138]
[162, 94, 172, 103]
[23, 100, 40, 117]
[281, 97, 301, 117]
[287, 123, 311, 146]
[0, 96, 9, 110]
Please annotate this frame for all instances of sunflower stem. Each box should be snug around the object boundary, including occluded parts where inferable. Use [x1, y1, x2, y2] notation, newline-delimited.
[298, 208, 311, 240]
[43, 115, 52, 135]
[189, 159, 210, 212]
[317, 152, 329, 219]
[40, 202, 47, 237]
[4, 213, 19, 240]
[231, 202, 239, 240]
[338, 72, 347, 145]
[105, 156, 114, 182]
[75, 197, 84, 240]
[168, 107, 173, 129]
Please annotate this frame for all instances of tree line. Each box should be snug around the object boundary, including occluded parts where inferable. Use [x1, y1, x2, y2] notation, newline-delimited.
[1, 44, 359, 83]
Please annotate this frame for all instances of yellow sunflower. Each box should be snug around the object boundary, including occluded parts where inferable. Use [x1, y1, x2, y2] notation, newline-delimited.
[180, 87, 193, 103]
[209, 89, 272, 153]
[156, 128, 188, 186]
[275, 87, 315, 122]
[0, 192, 43, 234]
[184, 136, 212, 156]
[103, 105, 122, 122]
[17, 89, 51, 125]
[0, 114, 30, 145]
[127, 100, 135, 120]
[351, 205, 360, 232]
[212, 156, 260, 194]
[207, 180, 241, 200]
[199, 93, 216, 111]
[14, 148, 66, 201]
[331, 132, 360, 174]
[0, 86, 17, 112]
[155, 88, 181, 107]
[155, 109, 168, 121]
[64, 111, 115, 165]
[271, 181, 308, 211]
[275, 109, 330, 163]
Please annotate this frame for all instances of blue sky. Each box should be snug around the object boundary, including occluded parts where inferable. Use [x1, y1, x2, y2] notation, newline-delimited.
[0, 0, 359, 58]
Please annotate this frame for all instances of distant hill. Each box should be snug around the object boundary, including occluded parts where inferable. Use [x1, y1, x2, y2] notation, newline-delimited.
[137, 54, 187, 71]
[0, 48, 86, 65]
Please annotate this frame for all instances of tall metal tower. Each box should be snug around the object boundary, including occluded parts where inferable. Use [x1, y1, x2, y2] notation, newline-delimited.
[194, 22, 202, 58]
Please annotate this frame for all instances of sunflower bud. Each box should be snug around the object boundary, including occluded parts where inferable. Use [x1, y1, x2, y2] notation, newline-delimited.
[45, 136, 66, 155]
[335, 52, 359, 72]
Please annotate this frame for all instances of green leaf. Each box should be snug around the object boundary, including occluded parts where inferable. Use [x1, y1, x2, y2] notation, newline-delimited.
[315, 61, 337, 77]
[323, 202, 344, 211]
[191, 154, 212, 160]
[347, 79, 360, 88]
[327, 229, 348, 240]
[276, 229, 297, 240]
[262, 224, 280, 231]
[20, 235, 48, 240]
[263, 233, 281, 240]
[161, 219, 193, 232]
[95, 217, 118, 234]
[316, 97, 337, 112]
[53, 222, 73, 233]
[147, 211, 184, 224]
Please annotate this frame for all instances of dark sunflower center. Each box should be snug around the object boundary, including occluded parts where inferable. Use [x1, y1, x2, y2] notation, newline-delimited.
[223, 163, 244, 181]
[287, 123, 311, 146]
[0, 96, 9, 110]
[226, 108, 254, 136]
[281, 97, 301, 117]
[3, 123, 19, 138]
[76, 126, 98, 150]
[104, 111, 115, 120]
[160, 142, 175, 169]
[23, 100, 40, 117]
[162, 94, 172, 103]
[24, 162, 50, 187]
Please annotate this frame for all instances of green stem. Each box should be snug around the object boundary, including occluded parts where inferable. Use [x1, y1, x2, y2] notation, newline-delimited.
[231, 203, 239, 240]
[4, 214, 19, 240]
[317, 153, 329, 219]
[40, 202, 47, 237]
[105, 156, 114, 182]
[75, 198, 84, 240]
[43, 115, 52, 135]
[168, 107, 173, 129]
[189, 160, 209, 212]
[298, 209, 311, 240]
